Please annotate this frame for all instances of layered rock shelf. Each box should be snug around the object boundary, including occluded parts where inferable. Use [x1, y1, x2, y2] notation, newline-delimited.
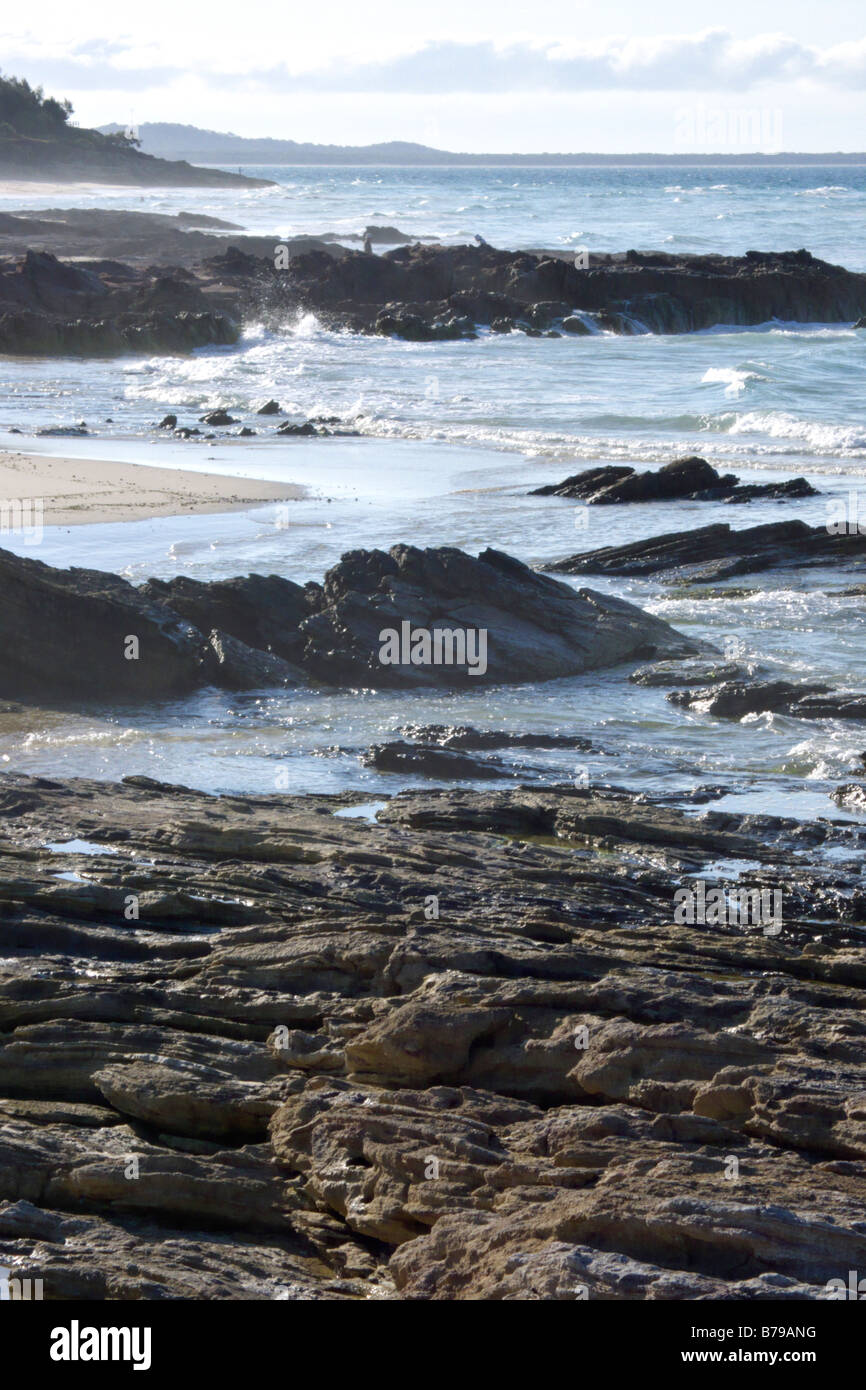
[1, 774, 865, 1299]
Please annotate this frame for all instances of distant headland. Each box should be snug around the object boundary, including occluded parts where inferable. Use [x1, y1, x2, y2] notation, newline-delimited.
[0, 74, 273, 187]
[99, 121, 866, 167]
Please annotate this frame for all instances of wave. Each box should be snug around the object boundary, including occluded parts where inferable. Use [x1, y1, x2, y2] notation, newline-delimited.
[721, 410, 866, 454]
[701, 367, 767, 396]
[795, 186, 849, 195]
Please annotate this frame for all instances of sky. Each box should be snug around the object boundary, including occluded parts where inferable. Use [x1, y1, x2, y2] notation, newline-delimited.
[2, 0, 865, 152]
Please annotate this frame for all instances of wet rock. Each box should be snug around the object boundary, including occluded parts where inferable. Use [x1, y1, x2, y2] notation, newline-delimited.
[561, 315, 592, 334]
[141, 571, 315, 666]
[199, 409, 238, 426]
[206, 630, 304, 690]
[257, 400, 282, 415]
[158, 413, 177, 429]
[668, 680, 866, 721]
[0, 548, 213, 702]
[36, 423, 89, 437]
[363, 225, 413, 245]
[526, 301, 571, 328]
[361, 742, 510, 780]
[398, 724, 594, 751]
[549, 519, 866, 581]
[790, 693, 866, 721]
[300, 543, 704, 688]
[833, 784, 866, 811]
[533, 457, 817, 505]
[1, 773, 866, 1297]
[275, 419, 317, 436]
[629, 658, 757, 688]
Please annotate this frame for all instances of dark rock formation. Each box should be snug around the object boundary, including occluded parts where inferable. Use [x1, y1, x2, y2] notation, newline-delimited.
[296, 544, 704, 688]
[532, 457, 817, 505]
[0, 251, 238, 356]
[0, 543, 703, 705]
[549, 520, 866, 582]
[629, 658, 758, 688]
[140, 572, 315, 669]
[0, 548, 211, 702]
[833, 784, 866, 811]
[669, 681, 866, 722]
[363, 725, 600, 779]
[274, 244, 866, 340]
[199, 409, 238, 426]
[1, 773, 865, 1298]
[275, 420, 318, 436]
[4, 238, 865, 356]
[361, 742, 510, 779]
[398, 724, 594, 751]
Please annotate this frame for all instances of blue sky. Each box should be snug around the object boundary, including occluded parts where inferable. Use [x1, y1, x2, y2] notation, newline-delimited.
[3, 1, 865, 150]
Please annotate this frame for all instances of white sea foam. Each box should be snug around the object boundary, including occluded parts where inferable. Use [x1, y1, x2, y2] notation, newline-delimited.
[722, 411, 866, 454]
[701, 367, 766, 396]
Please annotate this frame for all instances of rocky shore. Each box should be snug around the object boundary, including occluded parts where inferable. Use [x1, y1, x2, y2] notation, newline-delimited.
[276, 243, 866, 340]
[0, 542, 703, 704]
[3, 236, 866, 357]
[1, 772, 865, 1299]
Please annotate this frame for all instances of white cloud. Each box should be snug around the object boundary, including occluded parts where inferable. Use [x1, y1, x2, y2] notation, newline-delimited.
[3, 27, 866, 94]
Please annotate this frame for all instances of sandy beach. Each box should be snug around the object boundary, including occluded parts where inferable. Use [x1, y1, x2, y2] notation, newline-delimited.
[0, 450, 304, 526]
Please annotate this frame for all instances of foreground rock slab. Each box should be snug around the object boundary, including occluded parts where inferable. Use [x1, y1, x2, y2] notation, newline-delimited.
[1, 773, 865, 1299]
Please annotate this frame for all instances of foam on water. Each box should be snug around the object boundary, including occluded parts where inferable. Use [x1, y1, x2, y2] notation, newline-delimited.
[2, 163, 866, 821]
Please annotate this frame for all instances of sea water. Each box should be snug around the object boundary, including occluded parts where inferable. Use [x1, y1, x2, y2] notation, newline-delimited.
[0, 164, 864, 817]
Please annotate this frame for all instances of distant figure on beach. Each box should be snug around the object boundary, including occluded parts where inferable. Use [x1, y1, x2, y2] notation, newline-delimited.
[473, 233, 491, 247]
[363, 235, 373, 255]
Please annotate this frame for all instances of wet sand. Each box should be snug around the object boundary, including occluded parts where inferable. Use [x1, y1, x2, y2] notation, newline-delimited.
[0, 450, 304, 525]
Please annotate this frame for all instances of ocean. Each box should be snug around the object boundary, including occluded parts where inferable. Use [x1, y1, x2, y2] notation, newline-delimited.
[1, 164, 865, 819]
